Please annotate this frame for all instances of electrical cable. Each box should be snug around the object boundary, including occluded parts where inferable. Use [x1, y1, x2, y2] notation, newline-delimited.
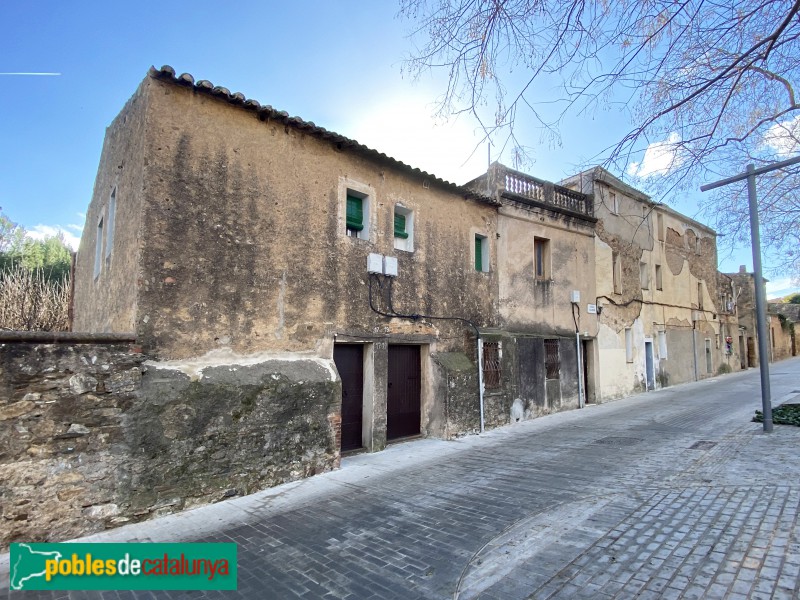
[368, 274, 482, 339]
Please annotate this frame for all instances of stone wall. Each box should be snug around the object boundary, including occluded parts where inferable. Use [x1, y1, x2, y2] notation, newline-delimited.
[0, 342, 340, 550]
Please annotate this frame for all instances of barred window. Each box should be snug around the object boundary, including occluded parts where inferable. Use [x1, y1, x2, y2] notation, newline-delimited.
[544, 339, 560, 379]
[482, 341, 501, 389]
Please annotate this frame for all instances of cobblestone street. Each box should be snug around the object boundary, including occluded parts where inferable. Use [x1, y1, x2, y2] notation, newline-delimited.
[3, 358, 800, 599]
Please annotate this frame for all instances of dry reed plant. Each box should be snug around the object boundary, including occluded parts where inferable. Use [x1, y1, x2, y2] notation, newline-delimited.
[0, 266, 70, 331]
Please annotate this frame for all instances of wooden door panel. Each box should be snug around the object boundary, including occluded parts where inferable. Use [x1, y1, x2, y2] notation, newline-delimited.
[334, 345, 363, 451]
[387, 345, 421, 440]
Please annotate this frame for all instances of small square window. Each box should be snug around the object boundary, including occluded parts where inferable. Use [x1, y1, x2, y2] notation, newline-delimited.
[534, 237, 550, 280]
[339, 178, 374, 241]
[346, 194, 364, 237]
[474, 234, 489, 272]
[393, 205, 414, 252]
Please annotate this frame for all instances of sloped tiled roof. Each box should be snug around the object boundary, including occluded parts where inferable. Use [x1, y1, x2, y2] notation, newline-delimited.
[148, 66, 496, 205]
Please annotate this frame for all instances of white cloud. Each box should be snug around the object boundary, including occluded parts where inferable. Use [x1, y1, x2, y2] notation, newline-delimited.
[26, 224, 81, 251]
[340, 92, 488, 185]
[762, 114, 800, 157]
[765, 277, 800, 299]
[627, 132, 684, 178]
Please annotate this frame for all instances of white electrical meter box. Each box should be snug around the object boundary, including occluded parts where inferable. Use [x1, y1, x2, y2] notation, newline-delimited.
[570, 290, 581, 303]
[383, 256, 399, 277]
[367, 253, 383, 274]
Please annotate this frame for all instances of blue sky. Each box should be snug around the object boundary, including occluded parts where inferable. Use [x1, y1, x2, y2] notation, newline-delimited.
[2, 1, 796, 298]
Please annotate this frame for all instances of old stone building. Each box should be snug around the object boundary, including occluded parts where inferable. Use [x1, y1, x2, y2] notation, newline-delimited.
[768, 302, 799, 359]
[72, 66, 504, 500]
[467, 163, 598, 416]
[560, 168, 740, 399]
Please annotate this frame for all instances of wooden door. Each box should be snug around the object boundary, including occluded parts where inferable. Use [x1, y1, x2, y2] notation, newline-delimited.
[387, 345, 421, 440]
[333, 345, 363, 451]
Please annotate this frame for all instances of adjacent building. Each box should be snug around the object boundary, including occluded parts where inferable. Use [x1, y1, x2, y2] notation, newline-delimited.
[560, 168, 742, 400]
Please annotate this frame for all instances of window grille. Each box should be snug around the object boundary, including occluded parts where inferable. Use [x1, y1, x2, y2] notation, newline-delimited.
[544, 339, 560, 379]
[482, 341, 501, 389]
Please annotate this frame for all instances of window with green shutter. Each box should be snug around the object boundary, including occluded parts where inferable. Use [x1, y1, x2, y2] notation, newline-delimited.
[346, 194, 363, 233]
[475, 235, 483, 271]
[394, 213, 409, 239]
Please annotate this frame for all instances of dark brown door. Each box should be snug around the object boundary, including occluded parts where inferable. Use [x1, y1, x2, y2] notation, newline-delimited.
[387, 345, 421, 440]
[333, 345, 363, 451]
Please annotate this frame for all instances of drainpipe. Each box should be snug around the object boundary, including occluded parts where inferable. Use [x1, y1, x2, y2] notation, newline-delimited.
[691, 323, 699, 381]
[576, 332, 584, 408]
[477, 335, 485, 433]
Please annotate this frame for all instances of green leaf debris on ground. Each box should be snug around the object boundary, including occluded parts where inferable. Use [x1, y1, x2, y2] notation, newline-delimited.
[754, 404, 800, 427]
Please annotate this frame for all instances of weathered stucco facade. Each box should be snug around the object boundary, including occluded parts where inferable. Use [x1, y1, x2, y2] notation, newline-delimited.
[73, 66, 501, 465]
[468, 164, 598, 417]
[561, 168, 740, 400]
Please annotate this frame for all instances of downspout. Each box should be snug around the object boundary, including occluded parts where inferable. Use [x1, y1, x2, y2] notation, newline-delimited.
[477, 334, 485, 433]
[576, 332, 584, 408]
[691, 321, 699, 381]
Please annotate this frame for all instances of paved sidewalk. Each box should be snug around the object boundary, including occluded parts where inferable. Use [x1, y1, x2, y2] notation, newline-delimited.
[3, 358, 800, 599]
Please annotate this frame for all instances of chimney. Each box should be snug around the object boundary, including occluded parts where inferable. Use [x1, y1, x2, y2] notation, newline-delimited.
[739, 265, 747, 273]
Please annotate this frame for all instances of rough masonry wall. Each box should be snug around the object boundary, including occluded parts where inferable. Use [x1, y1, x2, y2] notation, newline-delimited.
[73, 83, 148, 334]
[0, 343, 339, 550]
[0, 343, 144, 549]
[135, 77, 498, 361]
[429, 352, 480, 437]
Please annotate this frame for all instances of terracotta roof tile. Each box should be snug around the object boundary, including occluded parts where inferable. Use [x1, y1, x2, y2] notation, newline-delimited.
[148, 65, 496, 205]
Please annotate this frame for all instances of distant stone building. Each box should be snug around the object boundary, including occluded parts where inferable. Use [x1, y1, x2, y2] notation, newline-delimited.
[560, 168, 741, 399]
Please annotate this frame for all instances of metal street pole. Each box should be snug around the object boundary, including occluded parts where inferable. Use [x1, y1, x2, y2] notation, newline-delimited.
[700, 154, 800, 432]
[745, 164, 773, 433]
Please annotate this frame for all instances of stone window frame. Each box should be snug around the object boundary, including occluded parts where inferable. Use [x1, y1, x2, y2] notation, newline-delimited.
[393, 203, 415, 253]
[473, 231, 490, 273]
[339, 177, 375, 242]
[534, 236, 551, 280]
